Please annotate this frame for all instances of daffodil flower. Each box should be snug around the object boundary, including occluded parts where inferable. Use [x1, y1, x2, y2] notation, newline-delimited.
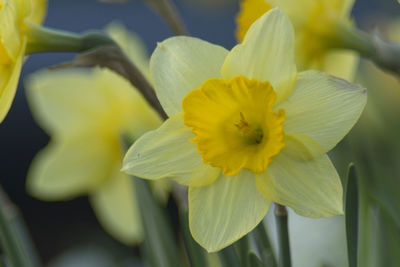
[122, 8, 366, 252]
[0, 0, 46, 122]
[26, 24, 164, 245]
[236, 0, 358, 81]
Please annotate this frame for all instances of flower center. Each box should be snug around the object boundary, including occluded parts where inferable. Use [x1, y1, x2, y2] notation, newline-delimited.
[182, 76, 285, 176]
[235, 112, 264, 145]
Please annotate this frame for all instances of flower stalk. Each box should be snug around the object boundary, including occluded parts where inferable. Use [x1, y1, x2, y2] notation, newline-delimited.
[275, 204, 291, 267]
[328, 21, 400, 77]
[144, 0, 188, 36]
[25, 24, 116, 54]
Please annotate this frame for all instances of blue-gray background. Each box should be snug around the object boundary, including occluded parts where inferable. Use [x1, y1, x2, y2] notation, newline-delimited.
[0, 0, 398, 263]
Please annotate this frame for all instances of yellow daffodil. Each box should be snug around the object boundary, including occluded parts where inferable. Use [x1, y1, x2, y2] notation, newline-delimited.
[122, 8, 366, 252]
[26, 24, 163, 245]
[236, 0, 358, 81]
[0, 0, 46, 122]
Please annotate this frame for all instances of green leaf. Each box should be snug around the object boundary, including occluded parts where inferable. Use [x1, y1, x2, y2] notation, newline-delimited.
[132, 177, 184, 267]
[252, 221, 277, 267]
[248, 251, 264, 267]
[0, 187, 41, 267]
[179, 209, 209, 267]
[218, 245, 240, 267]
[234, 235, 250, 267]
[345, 164, 359, 267]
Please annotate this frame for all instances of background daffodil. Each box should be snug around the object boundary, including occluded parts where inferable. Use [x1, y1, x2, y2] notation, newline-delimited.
[0, 0, 46, 122]
[26, 24, 163, 245]
[122, 8, 367, 252]
[236, 0, 359, 81]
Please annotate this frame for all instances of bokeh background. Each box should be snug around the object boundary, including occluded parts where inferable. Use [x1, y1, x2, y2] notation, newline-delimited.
[0, 0, 399, 266]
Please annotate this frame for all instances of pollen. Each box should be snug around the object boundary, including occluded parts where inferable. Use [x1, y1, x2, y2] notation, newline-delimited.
[182, 76, 285, 176]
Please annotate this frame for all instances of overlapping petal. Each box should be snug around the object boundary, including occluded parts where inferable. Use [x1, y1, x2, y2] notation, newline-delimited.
[278, 70, 366, 152]
[122, 114, 220, 186]
[256, 148, 343, 218]
[90, 171, 143, 245]
[222, 8, 296, 104]
[189, 170, 270, 252]
[150, 36, 229, 116]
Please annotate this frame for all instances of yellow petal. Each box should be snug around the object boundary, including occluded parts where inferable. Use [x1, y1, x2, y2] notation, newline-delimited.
[122, 114, 220, 187]
[25, 0, 47, 25]
[26, 69, 103, 133]
[0, 39, 25, 122]
[267, 0, 315, 23]
[337, 0, 355, 17]
[105, 22, 150, 78]
[222, 8, 296, 104]
[0, 0, 23, 62]
[256, 148, 343, 218]
[27, 136, 119, 200]
[26, 68, 160, 136]
[278, 70, 366, 152]
[90, 171, 143, 245]
[322, 49, 359, 81]
[235, 0, 272, 42]
[189, 170, 270, 252]
[150, 36, 228, 116]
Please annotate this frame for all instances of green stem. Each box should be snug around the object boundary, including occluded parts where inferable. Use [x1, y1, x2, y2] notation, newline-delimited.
[26, 25, 168, 119]
[0, 187, 41, 267]
[329, 20, 400, 77]
[25, 24, 116, 54]
[275, 204, 291, 267]
[144, 0, 188, 35]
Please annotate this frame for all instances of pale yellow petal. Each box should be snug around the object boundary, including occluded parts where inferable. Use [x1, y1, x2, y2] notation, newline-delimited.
[26, 68, 111, 134]
[189, 170, 270, 252]
[90, 171, 143, 245]
[122, 114, 220, 187]
[0, 39, 25, 122]
[278, 70, 366, 152]
[322, 49, 359, 82]
[26, 68, 160, 136]
[222, 8, 296, 104]
[27, 136, 119, 200]
[150, 36, 229, 116]
[256, 149, 343, 218]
